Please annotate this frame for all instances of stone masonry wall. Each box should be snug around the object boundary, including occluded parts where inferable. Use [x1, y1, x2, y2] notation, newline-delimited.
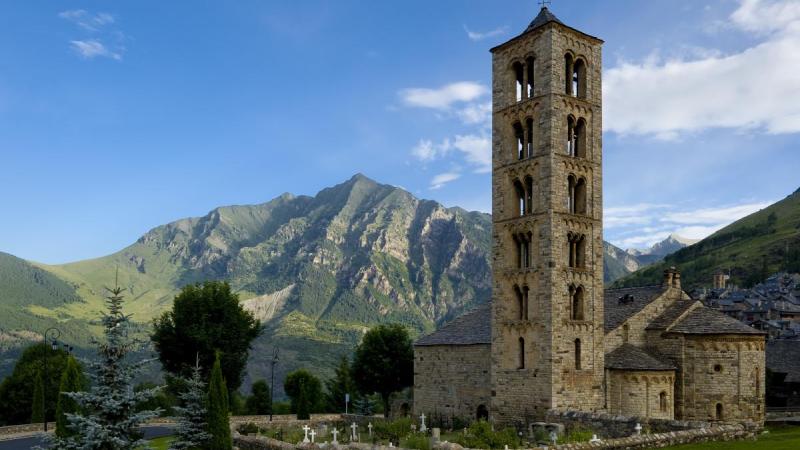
[604, 288, 693, 353]
[414, 344, 491, 421]
[606, 370, 674, 420]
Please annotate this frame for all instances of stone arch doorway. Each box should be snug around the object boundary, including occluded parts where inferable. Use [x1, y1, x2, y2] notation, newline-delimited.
[476, 404, 489, 421]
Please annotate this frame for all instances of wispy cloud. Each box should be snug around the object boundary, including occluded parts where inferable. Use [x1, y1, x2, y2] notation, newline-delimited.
[400, 82, 488, 110]
[430, 172, 461, 190]
[59, 9, 125, 61]
[605, 200, 773, 250]
[604, 0, 800, 139]
[69, 40, 122, 60]
[463, 25, 508, 42]
[59, 10, 115, 31]
[410, 133, 491, 175]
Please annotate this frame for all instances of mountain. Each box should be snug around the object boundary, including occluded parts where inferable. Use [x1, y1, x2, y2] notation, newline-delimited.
[614, 188, 800, 290]
[1, 174, 493, 391]
[602, 234, 697, 283]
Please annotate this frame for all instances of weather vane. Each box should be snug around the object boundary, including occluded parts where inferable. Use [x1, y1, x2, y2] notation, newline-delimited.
[539, 0, 552, 7]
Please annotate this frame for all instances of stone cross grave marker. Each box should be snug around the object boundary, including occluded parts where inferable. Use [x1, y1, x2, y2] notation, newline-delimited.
[310, 430, 317, 443]
[303, 425, 311, 443]
[419, 414, 427, 432]
[549, 430, 557, 445]
[351, 422, 358, 441]
[590, 434, 601, 443]
[331, 427, 339, 444]
[635, 423, 642, 436]
[368, 422, 373, 437]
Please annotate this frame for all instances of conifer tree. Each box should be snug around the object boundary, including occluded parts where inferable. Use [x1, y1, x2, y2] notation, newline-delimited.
[324, 356, 358, 413]
[31, 371, 45, 424]
[169, 357, 211, 450]
[207, 353, 232, 450]
[49, 284, 162, 449]
[55, 356, 85, 438]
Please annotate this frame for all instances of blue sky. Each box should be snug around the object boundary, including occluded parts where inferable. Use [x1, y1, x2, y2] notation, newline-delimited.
[1, 0, 799, 264]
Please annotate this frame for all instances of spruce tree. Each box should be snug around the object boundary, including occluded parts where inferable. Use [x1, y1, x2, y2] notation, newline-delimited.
[49, 285, 162, 449]
[56, 356, 85, 438]
[31, 371, 45, 424]
[169, 358, 211, 450]
[324, 356, 358, 413]
[207, 353, 231, 450]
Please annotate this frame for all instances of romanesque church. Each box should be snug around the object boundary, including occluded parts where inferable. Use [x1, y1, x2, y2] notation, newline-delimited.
[413, 7, 766, 426]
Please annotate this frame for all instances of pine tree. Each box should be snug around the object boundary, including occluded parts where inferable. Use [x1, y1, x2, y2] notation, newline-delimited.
[207, 353, 232, 450]
[324, 356, 358, 413]
[169, 358, 211, 450]
[49, 285, 162, 449]
[56, 356, 85, 438]
[31, 371, 45, 424]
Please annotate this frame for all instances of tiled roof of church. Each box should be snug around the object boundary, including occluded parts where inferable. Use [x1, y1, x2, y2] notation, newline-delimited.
[767, 340, 800, 383]
[646, 299, 700, 330]
[414, 303, 491, 346]
[605, 344, 675, 371]
[604, 286, 667, 332]
[668, 306, 766, 335]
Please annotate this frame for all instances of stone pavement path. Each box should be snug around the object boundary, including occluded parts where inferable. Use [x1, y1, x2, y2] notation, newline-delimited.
[0, 426, 174, 450]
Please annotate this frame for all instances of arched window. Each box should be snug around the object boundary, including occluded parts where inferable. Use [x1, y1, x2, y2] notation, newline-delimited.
[573, 59, 587, 98]
[574, 338, 582, 370]
[564, 53, 574, 95]
[659, 392, 668, 413]
[523, 286, 530, 320]
[715, 403, 723, 421]
[574, 178, 587, 215]
[518, 337, 525, 369]
[513, 62, 524, 102]
[567, 233, 586, 269]
[526, 56, 535, 98]
[513, 122, 525, 160]
[567, 175, 576, 213]
[570, 285, 585, 321]
[515, 233, 530, 269]
[524, 176, 534, 214]
[575, 118, 587, 158]
[514, 179, 525, 217]
[526, 118, 535, 158]
[515, 285, 524, 320]
[476, 405, 489, 421]
[566, 116, 577, 156]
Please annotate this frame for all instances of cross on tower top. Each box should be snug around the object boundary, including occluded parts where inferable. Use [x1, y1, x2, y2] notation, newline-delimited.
[538, 0, 552, 7]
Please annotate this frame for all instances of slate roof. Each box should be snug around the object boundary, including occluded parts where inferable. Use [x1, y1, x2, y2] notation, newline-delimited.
[414, 303, 491, 346]
[767, 340, 800, 383]
[490, 7, 602, 53]
[646, 300, 699, 330]
[605, 344, 675, 371]
[668, 306, 766, 335]
[604, 286, 667, 333]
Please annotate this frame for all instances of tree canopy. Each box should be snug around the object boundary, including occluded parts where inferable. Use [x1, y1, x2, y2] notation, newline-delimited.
[351, 324, 413, 417]
[245, 380, 272, 415]
[284, 369, 322, 420]
[151, 281, 261, 392]
[0, 343, 71, 426]
[324, 356, 358, 413]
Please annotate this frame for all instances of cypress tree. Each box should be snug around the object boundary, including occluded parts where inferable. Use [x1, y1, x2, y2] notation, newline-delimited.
[31, 371, 45, 424]
[207, 353, 231, 450]
[55, 356, 85, 438]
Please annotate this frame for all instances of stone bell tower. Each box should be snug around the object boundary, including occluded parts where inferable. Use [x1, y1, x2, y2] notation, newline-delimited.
[489, 7, 605, 423]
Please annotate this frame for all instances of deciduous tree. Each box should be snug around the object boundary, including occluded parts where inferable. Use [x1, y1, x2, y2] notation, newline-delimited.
[351, 324, 413, 417]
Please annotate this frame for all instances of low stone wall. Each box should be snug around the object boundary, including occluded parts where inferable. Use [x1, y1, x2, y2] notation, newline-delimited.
[234, 423, 757, 450]
[233, 414, 343, 427]
[546, 410, 711, 438]
[0, 422, 54, 440]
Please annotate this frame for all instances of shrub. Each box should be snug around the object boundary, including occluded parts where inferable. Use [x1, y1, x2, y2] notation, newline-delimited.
[236, 423, 259, 435]
[402, 432, 431, 450]
[453, 420, 521, 450]
[373, 417, 413, 443]
[559, 427, 594, 444]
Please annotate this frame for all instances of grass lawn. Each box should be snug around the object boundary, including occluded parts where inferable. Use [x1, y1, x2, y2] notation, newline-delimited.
[665, 426, 800, 450]
[146, 436, 173, 450]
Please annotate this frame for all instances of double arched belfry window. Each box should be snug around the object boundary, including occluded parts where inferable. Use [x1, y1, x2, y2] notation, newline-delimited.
[512, 118, 536, 161]
[567, 175, 587, 215]
[566, 116, 587, 158]
[565, 53, 587, 98]
[513, 176, 535, 216]
[512, 56, 536, 103]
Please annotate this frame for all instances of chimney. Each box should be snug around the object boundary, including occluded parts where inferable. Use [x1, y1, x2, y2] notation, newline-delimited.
[663, 269, 674, 288]
[672, 268, 681, 291]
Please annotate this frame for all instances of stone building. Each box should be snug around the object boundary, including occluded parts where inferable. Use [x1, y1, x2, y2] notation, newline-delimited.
[413, 7, 766, 427]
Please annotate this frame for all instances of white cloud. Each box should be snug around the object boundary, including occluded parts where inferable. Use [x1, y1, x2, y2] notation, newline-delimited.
[464, 25, 508, 42]
[456, 101, 492, 126]
[69, 40, 122, 60]
[411, 139, 451, 162]
[606, 200, 774, 250]
[400, 82, 488, 110]
[59, 9, 115, 31]
[453, 134, 491, 173]
[430, 172, 461, 190]
[604, 0, 800, 138]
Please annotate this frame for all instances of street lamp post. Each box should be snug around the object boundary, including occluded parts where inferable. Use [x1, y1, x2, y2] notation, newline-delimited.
[269, 347, 279, 422]
[42, 327, 61, 432]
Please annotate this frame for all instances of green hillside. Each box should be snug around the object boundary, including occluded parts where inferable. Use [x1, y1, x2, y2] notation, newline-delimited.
[615, 188, 800, 290]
